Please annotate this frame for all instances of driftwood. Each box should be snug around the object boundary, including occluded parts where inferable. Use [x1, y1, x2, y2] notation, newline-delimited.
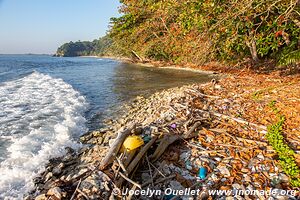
[183, 121, 202, 139]
[127, 136, 157, 174]
[117, 136, 158, 187]
[126, 185, 137, 200]
[198, 110, 267, 131]
[141, 167, 160, 187]
[118, 172, 142, 189]
[116, 157, 128, 176]
[150, 135, 180, 162]
[149, 122, 202, 163]
[131, 50, 143, 62]
[70, 179, 82, 200]
[100, 122, 136, 170]
[122, 149, 137, 168]
[208, 128, 268, 146]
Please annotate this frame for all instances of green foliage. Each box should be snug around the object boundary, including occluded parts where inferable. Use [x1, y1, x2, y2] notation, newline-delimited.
[278, 49, 300, 66]
[266, 101, 300, 187]
[56, 35, 112, 57]
[108, 0, 300, 67]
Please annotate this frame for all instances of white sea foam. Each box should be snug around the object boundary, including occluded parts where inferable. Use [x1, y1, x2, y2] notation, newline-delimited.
[0, 72, 88, 199]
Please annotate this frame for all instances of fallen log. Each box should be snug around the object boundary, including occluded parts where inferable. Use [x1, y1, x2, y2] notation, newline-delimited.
[99, 122, 136, 170]
[150, 135, 180, 162]
[117, 136, 158, 187]
[183, 121, 202, 139]
[127, 136, 158, 174]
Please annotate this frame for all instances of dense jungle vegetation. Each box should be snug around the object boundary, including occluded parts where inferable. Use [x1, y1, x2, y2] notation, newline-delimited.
[57, 0, 300, 68]
[55, 36, 112, 57]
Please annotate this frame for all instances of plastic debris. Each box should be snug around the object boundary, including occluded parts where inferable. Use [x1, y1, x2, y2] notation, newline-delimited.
[170, 123, 177, 129]
[198, 167, 207, 179]
[123, 135, 144, 151]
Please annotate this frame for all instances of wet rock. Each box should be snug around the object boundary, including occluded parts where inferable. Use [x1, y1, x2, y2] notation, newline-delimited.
[62, 153, 75, 162]
[52, 163, 64, 176]
[80, 133, 93, 143]
[65, 147, 75, 155]
[103, 119, 113, 125]
[33, 176, 43, 184]
[47, 187, 62, 199]
[44, 172, 53, 182]
[92, 131, 102, 137]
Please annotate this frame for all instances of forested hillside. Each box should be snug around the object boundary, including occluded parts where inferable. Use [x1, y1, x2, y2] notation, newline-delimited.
[56, 0, 300, 68]
[55, 36, 112, 57]
[108, 0, 300, 67]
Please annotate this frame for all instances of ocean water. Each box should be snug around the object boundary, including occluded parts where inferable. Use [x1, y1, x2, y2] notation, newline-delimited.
[0, 55, 214, 198]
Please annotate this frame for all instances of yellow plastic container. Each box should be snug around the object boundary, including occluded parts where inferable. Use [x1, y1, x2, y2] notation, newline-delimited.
[123, 135, 144, 151]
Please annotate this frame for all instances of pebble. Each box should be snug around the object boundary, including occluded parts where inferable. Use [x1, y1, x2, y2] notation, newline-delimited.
[44, 172, 53, 182]
[52, 163, 64, 176]
[47, 187, 62, 199]
[35, 194, 46, 200]
[217, 166, 231, 177]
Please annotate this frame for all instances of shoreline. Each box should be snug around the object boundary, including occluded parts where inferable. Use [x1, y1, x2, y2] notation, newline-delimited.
[81, 55, 221, 75]
[28, 69, 300, 199]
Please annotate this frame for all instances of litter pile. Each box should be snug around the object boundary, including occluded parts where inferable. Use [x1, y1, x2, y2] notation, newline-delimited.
[29, 74, 300, 200]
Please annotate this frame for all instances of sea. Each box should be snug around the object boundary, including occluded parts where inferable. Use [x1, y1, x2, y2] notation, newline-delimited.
[0, 54, 214, 198]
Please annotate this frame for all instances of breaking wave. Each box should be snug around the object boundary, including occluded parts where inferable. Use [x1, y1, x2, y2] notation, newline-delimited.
[0, 71, 88, 199]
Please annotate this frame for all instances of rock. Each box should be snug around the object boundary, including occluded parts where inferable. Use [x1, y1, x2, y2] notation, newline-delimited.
[165, 116, 173, 122]
[47, 187, 62, 199]
[109, 138, 116, 147]
[117, 118, 125, 125]
[232, 183, 242, 190]
[214, 157, 222, 162]
[210, 173, 219, 181]
[80, 133, 93, 143]
[243, 174, 251, 182]
[217, 166, 231, 177]
[257, 153, 264, 160]
[133, 127, 143, 135]
[97, 136, 104, 144]
[52, 163, 64, 176]
[65, 174, 72, 182]
[62, 153, 74, 162]
[92, 131, 102, 137]
[141, 173, 150, 181]
[149, 126, 158, 133]
[241, 168, 249, 173]
[35, 194, 46, 200]
[278, 173, 289, 183]
[169, 180, 185, 191]
[65, 147, 75, 155]
[44, 172, 53, 182]
[103, 119, 113, 125]
[60, 175, 66, 181]
[221, 178, 227, 182]
[33, 176, 43, 184]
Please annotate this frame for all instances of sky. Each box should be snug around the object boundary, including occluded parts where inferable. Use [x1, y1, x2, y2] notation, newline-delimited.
[0, 0, 121, 54]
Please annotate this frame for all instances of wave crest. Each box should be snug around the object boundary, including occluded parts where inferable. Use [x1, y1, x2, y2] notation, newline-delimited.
[0, 72, 88, 199]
